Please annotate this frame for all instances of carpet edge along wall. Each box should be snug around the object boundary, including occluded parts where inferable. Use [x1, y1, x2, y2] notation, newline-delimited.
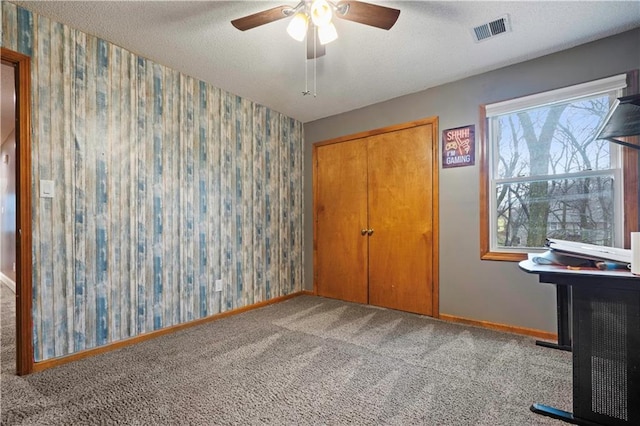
[1, 3, 304, 362]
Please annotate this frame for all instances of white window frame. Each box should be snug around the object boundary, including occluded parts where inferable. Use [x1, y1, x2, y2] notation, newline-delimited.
[485, 74, 628, 253]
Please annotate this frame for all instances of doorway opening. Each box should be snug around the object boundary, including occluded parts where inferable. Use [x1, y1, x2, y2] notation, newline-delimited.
[1, 47, 34, 376]
[1, 63, 17, 289]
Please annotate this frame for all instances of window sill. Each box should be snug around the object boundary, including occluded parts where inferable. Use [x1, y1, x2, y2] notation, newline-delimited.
[480, 251, 527, 262]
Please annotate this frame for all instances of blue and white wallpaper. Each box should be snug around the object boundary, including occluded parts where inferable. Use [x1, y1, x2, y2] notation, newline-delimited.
[1, 3, 304, 362]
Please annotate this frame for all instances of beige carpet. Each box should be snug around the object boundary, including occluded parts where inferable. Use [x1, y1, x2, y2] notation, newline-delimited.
[1, 285, 572, 425]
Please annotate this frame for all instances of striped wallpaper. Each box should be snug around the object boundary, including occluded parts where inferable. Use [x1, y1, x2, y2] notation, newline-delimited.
[1, 3, 304, 362]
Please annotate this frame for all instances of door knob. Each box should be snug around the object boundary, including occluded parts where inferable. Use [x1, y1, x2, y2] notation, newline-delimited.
[361, 229, 367, 236]
[367, 229, 374, 236]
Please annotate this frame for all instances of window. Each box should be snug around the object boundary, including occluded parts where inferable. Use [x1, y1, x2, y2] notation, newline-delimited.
[480, 73, 639, 261]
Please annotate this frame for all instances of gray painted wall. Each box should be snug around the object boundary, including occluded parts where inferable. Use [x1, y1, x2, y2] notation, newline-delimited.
[304, 28, 640, 333]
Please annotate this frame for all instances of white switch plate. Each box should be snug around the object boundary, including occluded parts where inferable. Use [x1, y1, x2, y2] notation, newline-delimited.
[214, 279, 223, 292]
[40, 180, 54, 198]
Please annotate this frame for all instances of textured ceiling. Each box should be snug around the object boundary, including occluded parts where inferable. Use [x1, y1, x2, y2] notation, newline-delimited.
[9, 1, 640, 123]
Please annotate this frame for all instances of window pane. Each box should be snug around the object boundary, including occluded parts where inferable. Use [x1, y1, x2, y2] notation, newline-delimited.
[496, 175, 615, 249]
[494, 95, 612, 180]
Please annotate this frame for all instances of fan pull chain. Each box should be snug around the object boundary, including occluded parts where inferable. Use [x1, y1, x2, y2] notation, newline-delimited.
[303, 51, 310, 96]
[303, 28, 310, 96]
[313, 34, 318, 98]
[302, 26, 317, 97]
[313, 30, 317, 98]
[313, 25, 317, 97]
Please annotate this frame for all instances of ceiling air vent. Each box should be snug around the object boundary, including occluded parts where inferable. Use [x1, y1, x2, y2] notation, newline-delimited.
[472, 15, 511, 42]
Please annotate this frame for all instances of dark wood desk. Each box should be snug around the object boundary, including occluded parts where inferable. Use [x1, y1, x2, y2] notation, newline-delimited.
[519, 260, 640, 426]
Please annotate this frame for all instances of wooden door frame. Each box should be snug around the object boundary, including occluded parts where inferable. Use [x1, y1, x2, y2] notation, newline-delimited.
[312, 117, 440, 317]
[1, 47, 34, 375]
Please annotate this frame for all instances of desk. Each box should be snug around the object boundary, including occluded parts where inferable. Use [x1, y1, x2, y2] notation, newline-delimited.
[519, 260, 640, 426]
[536, 282, 571, 352]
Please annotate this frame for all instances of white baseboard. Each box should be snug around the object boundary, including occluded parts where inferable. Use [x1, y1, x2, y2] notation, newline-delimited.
[0, 271, 16, 293]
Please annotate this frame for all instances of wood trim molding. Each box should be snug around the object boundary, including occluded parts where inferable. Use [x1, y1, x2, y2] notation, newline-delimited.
[1, 47, 34, 376]
[312, 117, 439, 148]
[430, 118, 440, 317]
[482, 252, 527, 262]
[32, 291, 312, 373]
[623, 69, 639, 248]
[439, 313, 558, 341]
[623, 138, 639, 248]
[479, 105, 490, 260]
[312, 145, 319, 296]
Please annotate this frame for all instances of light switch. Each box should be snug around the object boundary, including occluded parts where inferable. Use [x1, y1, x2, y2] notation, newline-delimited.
[40, 180, 54, 198]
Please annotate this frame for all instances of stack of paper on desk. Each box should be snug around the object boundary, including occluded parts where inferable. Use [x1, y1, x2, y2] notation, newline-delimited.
[532, 238, 632, 269]
[545, 238, 631, 263]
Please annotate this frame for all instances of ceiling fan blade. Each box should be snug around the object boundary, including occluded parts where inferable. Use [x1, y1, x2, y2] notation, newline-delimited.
[336, 1, 400, 30]
[231, 5, 291, 31]
[306, 26, 326, 59]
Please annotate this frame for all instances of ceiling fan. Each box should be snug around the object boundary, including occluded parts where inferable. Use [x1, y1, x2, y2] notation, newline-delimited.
[231, 1, 400, 59]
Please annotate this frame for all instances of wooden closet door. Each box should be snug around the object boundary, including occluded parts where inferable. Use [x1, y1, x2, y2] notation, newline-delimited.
[315, 139, 369, 304]
[367, 124, 434, 315]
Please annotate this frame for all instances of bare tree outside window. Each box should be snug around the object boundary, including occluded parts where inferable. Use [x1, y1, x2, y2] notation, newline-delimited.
[492, 94, 618, 249]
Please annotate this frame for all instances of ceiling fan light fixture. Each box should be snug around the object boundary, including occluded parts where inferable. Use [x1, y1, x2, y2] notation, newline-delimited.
[335, 3, 349, 16]
[287, 12, 309, 41]
[310, 0, 333, 27]
[318, 22, 338, 45]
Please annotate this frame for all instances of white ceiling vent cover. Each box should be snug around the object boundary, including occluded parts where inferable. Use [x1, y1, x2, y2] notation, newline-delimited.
[472, 15, 512, 42]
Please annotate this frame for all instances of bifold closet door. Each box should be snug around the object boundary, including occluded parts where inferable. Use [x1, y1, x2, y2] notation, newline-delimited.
[315, 139, 369, 304]
[367, 125, 434, 315]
